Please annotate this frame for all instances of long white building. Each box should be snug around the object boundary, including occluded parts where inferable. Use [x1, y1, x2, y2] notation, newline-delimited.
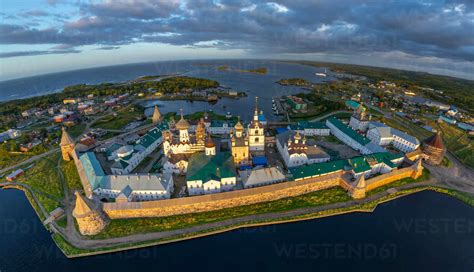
[366, 122, 420, 153]
[79, 152, 173, 202]
[326, 117, 385, 155]
[287, 121, 330, 136]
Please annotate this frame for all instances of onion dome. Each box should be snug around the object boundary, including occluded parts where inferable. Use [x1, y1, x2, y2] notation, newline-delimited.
[294, 131, 302, 141]
[175, 110, 190, 130]
[235, 117, 244, 131]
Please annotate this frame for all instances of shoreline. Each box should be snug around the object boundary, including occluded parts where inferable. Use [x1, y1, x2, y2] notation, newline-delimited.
[2, 183, 466, 258]
[1, 181, 472, 259]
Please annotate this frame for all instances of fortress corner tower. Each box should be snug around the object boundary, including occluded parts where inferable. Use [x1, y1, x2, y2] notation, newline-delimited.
[60, 127, 75, 161]
[72, 191, 108, 235]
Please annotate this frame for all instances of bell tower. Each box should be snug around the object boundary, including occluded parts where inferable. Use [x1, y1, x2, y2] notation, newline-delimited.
[248, 97, 265, 151]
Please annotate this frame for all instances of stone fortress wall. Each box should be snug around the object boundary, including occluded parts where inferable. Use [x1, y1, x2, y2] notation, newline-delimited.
[365, 164, 422, 191]
[103, 162, 423, 219]
[71, 150, 94, 198]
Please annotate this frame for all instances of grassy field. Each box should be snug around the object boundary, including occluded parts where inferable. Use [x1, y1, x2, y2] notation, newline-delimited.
[0, 145, 32, 169]
[67, 124, 86, 138]
[379, 115, 432, 140]
[92, 187, 351, 239]
[60, 159, 82, 191]
[15, 153, 63, 213]
[56, 216, 68, 228]
[433, 122, 474, 168]
[92, 106, 144, 130]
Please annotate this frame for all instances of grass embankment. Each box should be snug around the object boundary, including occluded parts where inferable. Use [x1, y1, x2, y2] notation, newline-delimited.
[15, 153, 63, 213]
[60, 159, 82, 191]
[54, 184, 474, 258]
[56, 216, 68, 228]
[429, 187, 474, 206]
[93, 187, 351, 239]
[433, 122, 474, 169]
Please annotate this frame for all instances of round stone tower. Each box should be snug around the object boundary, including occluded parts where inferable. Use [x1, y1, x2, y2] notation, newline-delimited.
[60, 127, 75, 161]
[350, 174, 366, 199]
[72, 191, 107, 236]
[151, 105, 161, 124]
[422, 132, 446, 165]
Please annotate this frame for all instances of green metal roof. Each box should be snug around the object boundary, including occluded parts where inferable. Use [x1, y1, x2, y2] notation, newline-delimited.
[327, 117, 371, 146]
[289, 121, 328, 130]
[186, 152, 235, 182]
[138, 134, 157, 148]
[345, 100, 360, 110]
[347, 156, 371, 173]
[79, 152, 107, 190]
[289, 152, 403, 180]
[290, 159, 347, 180]
[146, 127, 162, 141]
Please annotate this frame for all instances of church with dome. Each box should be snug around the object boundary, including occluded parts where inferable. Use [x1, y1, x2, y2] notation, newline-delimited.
[248, 97, 266, 152]
[162, 110, 207, 156]
[349, 102, 371, 132]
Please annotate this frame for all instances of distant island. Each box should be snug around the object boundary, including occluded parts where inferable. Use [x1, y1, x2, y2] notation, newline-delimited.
[217, 65, 268, 74]
[277, 78, 311, 86]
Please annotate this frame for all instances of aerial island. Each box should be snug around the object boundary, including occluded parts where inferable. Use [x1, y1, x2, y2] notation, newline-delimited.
[1, 62, 473, 258]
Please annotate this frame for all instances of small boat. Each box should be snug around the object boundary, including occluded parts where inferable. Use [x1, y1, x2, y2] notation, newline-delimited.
[226, 112, 232, 118]
[315, 68, 327, 77]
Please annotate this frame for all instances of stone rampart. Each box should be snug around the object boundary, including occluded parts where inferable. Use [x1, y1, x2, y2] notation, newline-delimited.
[102, 161, 423, 219]
[71, 150, 93, 198]
[103, 173, 342, 219]
[365, 167, 417, 192]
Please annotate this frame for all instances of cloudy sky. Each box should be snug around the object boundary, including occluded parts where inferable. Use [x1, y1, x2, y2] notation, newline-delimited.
[0, 0, 473, 80]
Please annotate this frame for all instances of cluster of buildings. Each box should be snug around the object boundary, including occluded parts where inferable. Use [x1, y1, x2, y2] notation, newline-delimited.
[62, 125, 174, 202]
[0, 129, 21, 142]
[61, 96, 446, 207]
[327, 103, 420, 155]
[276, 131, 330, 168]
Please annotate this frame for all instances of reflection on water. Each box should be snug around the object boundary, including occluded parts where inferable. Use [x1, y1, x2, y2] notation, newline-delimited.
[1, 189, 473, 271]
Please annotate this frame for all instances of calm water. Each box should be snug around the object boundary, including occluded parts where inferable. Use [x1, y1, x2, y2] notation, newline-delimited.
[0, 60, 331, 121]
[0, 189, 473, 272]
[1, 60, 474, 271]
